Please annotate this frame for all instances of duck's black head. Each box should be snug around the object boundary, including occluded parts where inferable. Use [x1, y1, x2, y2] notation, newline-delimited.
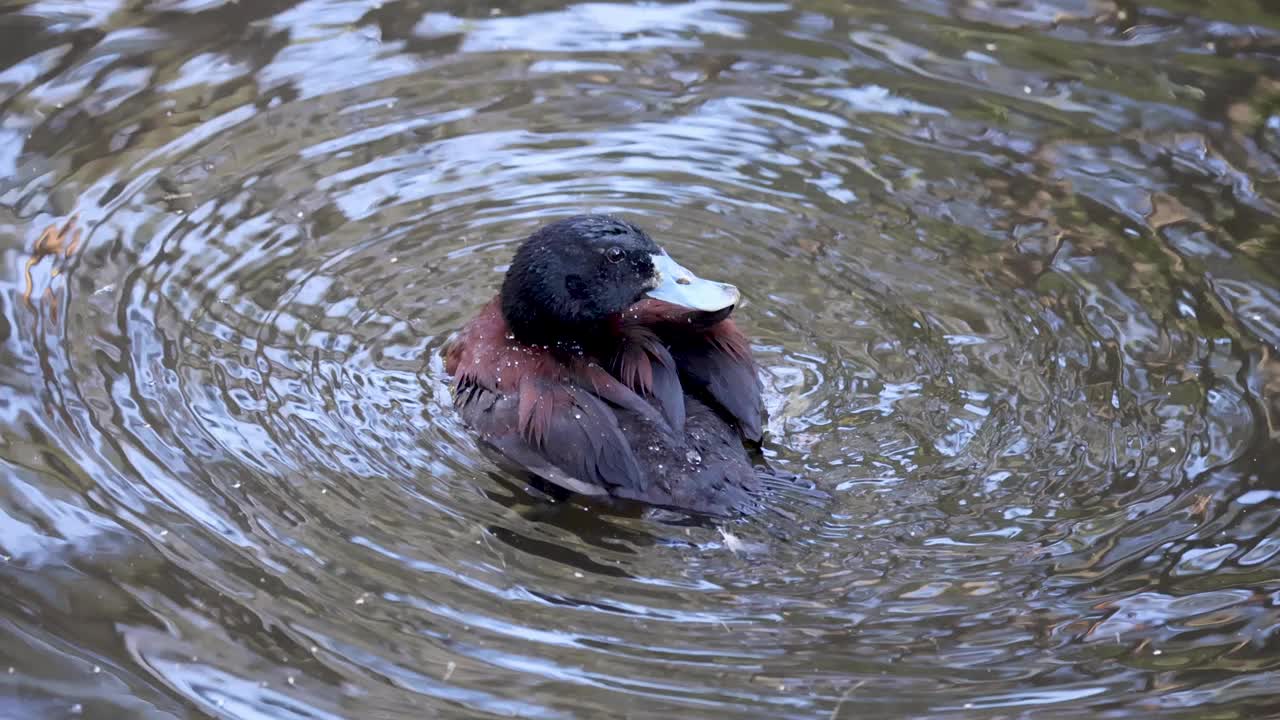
[501, 214, 739, 347]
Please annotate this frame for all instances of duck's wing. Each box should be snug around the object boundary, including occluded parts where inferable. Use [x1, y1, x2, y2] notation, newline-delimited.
[446, 301, 667, 497]
[454, 378, 641, 497]
[632, 300, 764, 443]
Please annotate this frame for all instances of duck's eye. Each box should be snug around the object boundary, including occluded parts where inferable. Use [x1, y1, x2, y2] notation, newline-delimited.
[605, 246, 625, 264]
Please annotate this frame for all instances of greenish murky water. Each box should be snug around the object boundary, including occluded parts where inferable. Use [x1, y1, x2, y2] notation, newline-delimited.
[3, 1, 1280, 718]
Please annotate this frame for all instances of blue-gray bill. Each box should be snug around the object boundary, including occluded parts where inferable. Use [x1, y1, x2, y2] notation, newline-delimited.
[646, 251, 740, 312]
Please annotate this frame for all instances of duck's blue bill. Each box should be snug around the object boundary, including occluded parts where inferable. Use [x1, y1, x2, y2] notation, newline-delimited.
[646, 251, 740, 312]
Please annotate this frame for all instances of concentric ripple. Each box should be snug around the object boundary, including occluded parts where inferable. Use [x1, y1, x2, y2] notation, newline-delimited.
[3, 1, 1280, 718]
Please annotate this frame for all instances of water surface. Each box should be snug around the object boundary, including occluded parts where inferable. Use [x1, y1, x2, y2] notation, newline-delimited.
[2, 1, 1280, 718]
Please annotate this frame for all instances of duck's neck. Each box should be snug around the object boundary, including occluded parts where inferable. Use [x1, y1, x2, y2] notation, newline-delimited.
[501, 305, 606, 357]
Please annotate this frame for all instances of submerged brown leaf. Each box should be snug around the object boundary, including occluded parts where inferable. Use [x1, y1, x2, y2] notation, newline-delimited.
[23, 213, 81, 310]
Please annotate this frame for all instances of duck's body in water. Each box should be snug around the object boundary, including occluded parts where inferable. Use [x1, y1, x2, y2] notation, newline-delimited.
[446, 214, 767, 516]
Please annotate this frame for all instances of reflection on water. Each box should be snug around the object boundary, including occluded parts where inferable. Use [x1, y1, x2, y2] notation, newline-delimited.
[2, 0, 1280, 717]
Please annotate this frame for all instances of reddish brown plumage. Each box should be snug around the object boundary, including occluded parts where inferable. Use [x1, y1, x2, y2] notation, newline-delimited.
[445, 299, 679, 448]
[615, 325, 659, 393]
[624, 299, 753, 361]
[447, 299, 559, 444]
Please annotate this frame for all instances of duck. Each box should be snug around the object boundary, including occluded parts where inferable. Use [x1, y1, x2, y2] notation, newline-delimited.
[445, 214, 768, 516]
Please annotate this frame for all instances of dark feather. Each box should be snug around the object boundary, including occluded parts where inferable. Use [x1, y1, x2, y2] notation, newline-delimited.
[576, 360, 676, 437]
[611, 325, 686, 433]
[456, 377, 645, 497]
[635, 303, 764, 442]
[669, 340, 763, 442]
[612, 396, 762, 516]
